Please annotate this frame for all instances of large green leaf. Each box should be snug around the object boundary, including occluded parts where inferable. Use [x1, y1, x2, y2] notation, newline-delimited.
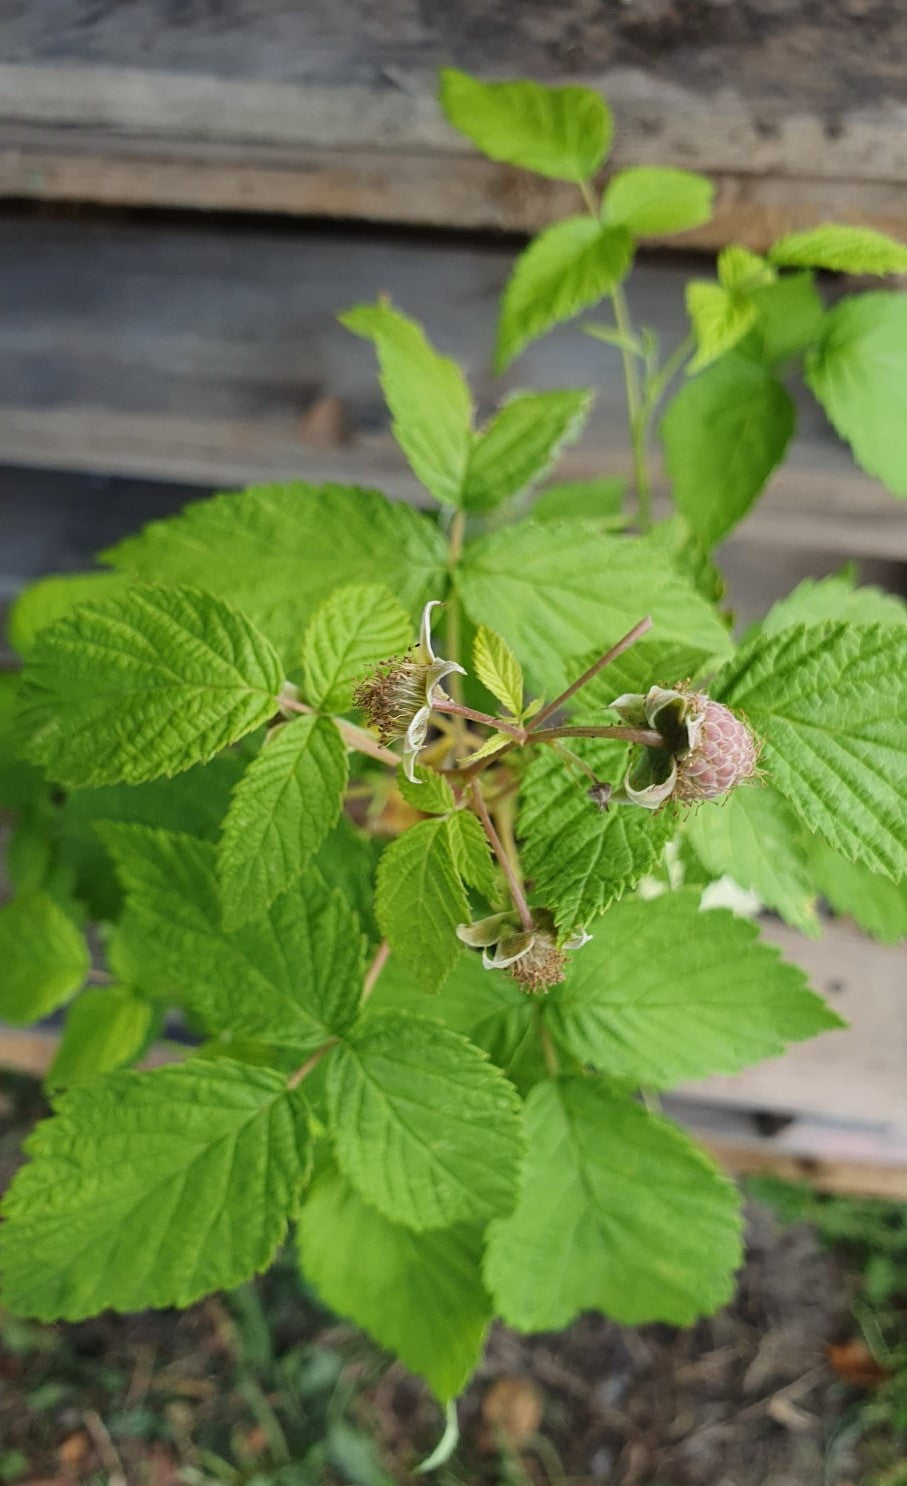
[661, 354, 796, 545]
[750, 272, 825, 363]
[0, 893, 89, 1026]
[714, 622, 907, 881]
[758, 571, 907, 637]
[298, 1166, 490, 1402]
[46, 988, 156, 1089]
[0, 1060, 310, 1319]
[103, 826, 365, 1048]
[807, 835, 907, 945]
[545, 890, 840, 1085]
[375, 817, 468, 992]
[485, 1079, 742, 1329]
[218, 715, 348, 927]
[301, 583, 412, 713]
[769, 224, 907, 276]
[496, 218, 633, 371]
[8, 571, 129, 655]
[461, 390, 594, 512]
[17, 586, 283, 789]
[806, 293, 907, 497]
[327, 1011, 523, 1230]
[102, 484, 448, 662]
[602, 167, 714, 237]
[439, 69, 613, 183]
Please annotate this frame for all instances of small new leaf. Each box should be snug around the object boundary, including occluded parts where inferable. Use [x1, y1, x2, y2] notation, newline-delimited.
[461, 390, 594, 513]
[473, 625, 524, 716]
[46, 988, 155, 1089]
[445, 809, 499, 904]
[769, 224, 907, 276]
[0, 893, 90, 1026]
[685, 283, 757, 372]
[396, 764, 456, 816]
[602, 166, 714, 237]
[302, 584, 412, 713]
[439, 69, 613, 184]
[375, 817, 468, 992]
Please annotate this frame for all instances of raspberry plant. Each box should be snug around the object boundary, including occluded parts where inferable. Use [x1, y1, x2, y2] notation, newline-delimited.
[1, 71, 906, 1409]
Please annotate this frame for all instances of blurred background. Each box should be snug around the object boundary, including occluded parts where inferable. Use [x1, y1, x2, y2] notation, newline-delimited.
[0, 4, 905, 1483]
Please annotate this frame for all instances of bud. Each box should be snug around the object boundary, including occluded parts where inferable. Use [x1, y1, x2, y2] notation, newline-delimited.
[456, 910, 590, 995]
[610, 685, 759, 809]
[353, 600, 465, 782]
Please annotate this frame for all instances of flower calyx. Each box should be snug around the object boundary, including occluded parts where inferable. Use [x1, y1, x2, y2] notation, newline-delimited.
[456, 909, 590, 994]
[610, 685, 759, 809]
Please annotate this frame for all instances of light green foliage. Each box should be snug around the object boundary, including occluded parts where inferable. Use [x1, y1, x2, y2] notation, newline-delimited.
[545, 891, 840, 1085]
[103, 826, 365, 1048]
[485, 1079, 742, 1329]
[17, 586, 283, 789]
[806, 293, 907, 497]
[461, 389, 594, 512]
[641, 514, 726, 607]
[64, 753, 244, 842]
[496, 218, 633, 371]
[718, 247, 776, 292]
[750, 272, 825, 362]
[0, 1060, 310, 1319]
[685, 284, 757, 372]
[46, 988, 155, 1089]
[661, 353, 796, 544]
[341, 302, 472, 506]
[472, 625, 524, 716]
[459, 520, 732, 693]
[686, 785, 820, 935]
[439, 69, 613, 183]
[302, 584, 412, 712]
[396, 763, 455, 815]
[531, 476, 625, 524]
[0, 893, 89, 1025]
[715, 622, 907, 881]
[102, 483, 448, 661]
[445, 808, 499, 903]
[769, 224, 907, 276]
[314, 816, 383, 948]
[218, 715, 348, 927]
[298, 1166, 490, 1402]
[519, 740, 675, 929]
[8, 571, 129, 655]
[759, 571, 907, 637]
[602, 166, 714, 237]
[807, 836, 907, 945]
[375, 817, 468, 991]
[327, 1012, 523, 1230]
[0, 672, 43, 810]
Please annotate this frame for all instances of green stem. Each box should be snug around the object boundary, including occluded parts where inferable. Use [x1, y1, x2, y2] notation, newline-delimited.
[446, 510, 467, 711]
[610, 282, 652, 530]
[533, 724, 664, 748]
[538, 1016, 560, 1077]
[470, 779, 533, 932]
[278, 696, 399, 769]
[433, 696, 524, 740]
[286, 1038, 338, 1091]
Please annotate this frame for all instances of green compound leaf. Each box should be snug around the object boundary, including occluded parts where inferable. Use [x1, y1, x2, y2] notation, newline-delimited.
[661, 353, 796, 546]
[0, 1059, 311, 1320]
[472, 625, 524, 717]
[341, 302, 472, 507]
[102, 483, 448, 663]
[439, 69, 613, 184]
[218, 716, 348, 928]
[713, 622, 907, 882]
[327, 1011, 523, 1231]
[46, 988, 156, 1089]
[485, 1079, 742, 1330]
[519, 740, 675, 931]
[602, 166, 714, 237]
[685, 785, 820, 936]
[759, 571, 907, 636]
[0, 893, 90, 1026]
[458, 521, 732, 695]
[297, 1166, 490, 1402]
[17, 586, 283, 789]
[496, 218, 633, 372]
[806, 293, 907, 498]
[445, 809, 499, 904]
[769, 224, 907, 276]
[462, 389, 594, 513]
[396, 763, 456, 816]
[302, 583, 412, 713]
[103, 826, 365, 1048]
[807, 835, 907, 945]
[8, 571, 130, 656]
[545, 890, 841, 1086]
[685, 283, 757, 372]
[375, 817, 468, 992]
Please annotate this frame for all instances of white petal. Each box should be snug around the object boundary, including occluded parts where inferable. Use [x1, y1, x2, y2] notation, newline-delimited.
[425, 659, 467, 706]
[563, 928, 592, 950]
[418, 600, 443, 664]
[402, 704, 432, 782]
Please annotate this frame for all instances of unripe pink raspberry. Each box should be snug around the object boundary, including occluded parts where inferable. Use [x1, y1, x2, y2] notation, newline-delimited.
[673, 695, 759, 802]
[610, 684, 760, 809]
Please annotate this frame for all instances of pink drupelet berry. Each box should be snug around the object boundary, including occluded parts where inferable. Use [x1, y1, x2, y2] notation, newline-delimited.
[674, 696, 759, 802]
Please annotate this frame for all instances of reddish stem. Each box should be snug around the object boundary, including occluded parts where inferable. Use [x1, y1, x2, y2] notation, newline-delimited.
[526, 617, 653, 732]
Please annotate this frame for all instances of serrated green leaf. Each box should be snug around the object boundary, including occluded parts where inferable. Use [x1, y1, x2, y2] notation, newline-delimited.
[546, 890, 839, 1085]
[458, 520, 732, 694]
[302, 584, 412, 713]
[64, 753, 245, 842]
[46, 988, 156, 1089]
[807, 835, 907, 944]
[0, 671, 44, 810]
[714, 622, 907, 881]
[396, 763, 456, 816]
[103, 826, 365, 1047]
[531, 477, 625, 524]
[375, 817, 467, 992]
[445, 809, 498, 904]
[602, 166, 714, 237]
[642, 513, 726, 606]
[439, 69, 612, 184]
[685, 283, 758, 372]
[0, 1059, 310, 1320]
[759, 572, 907, 637]
[218, 716, 347, 927]
[485, 1079, 742, 1329]
[17, 586, 283, 789]
[661, 354, 796, 545]
[473, 625, 524, 716]
[101, 483, 448, 663]
[685, 785, 820, 936]
[750, 272, 825, 363]
[461, 390, 594, 513]
[769, 224, 907, 276]
[519, 740, 675, 929]
[8, 571, 130, 656]
[496, 219, 633, 372]
[0, 893, 90, 1026]
[341, 303, 472, 506]
[298, 1165, 490, 1401]
[314, 816, 383, 949]
[457, 730, 512, 766]
[806, 293, 907, 497]
[327, 1011, 523, 1230]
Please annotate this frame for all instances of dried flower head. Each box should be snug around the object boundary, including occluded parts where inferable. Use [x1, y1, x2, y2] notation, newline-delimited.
[610, 684, 759, 809]
[353, 600, 465, 782]
[456, 909, 590, 995]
